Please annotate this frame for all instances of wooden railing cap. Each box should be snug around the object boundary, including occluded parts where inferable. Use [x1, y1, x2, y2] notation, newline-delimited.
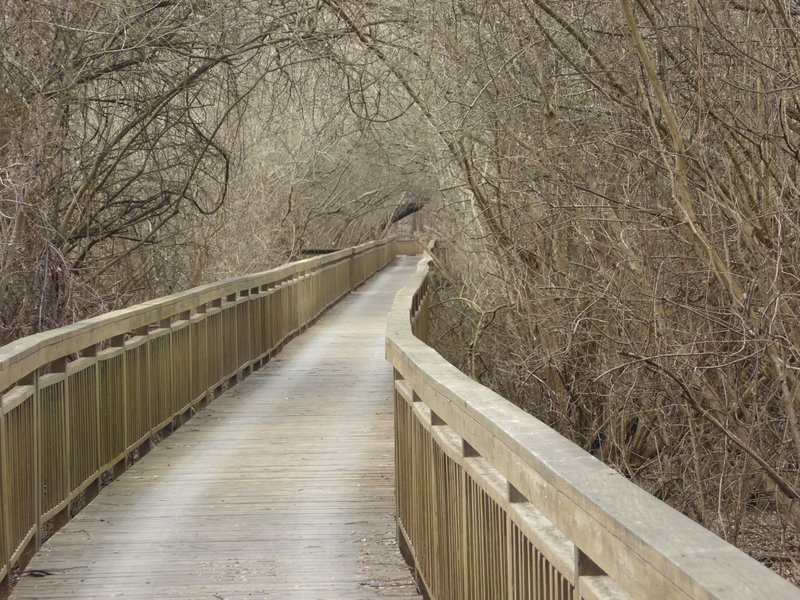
[386, 252, 800, 600]
[1, 239, 392, 391]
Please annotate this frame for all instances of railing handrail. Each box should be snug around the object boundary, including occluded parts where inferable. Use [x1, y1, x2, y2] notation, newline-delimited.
[0, 236, 414, 596]
[0, 240, 386, 391]
[386, 253, 800, 600]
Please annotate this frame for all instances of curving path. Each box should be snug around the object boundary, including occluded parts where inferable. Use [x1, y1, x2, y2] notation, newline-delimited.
[11, 257, 421, 600]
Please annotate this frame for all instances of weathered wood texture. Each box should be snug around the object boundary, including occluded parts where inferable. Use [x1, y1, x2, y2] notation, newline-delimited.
[0, 238, 417, 594]
[9, 256, 421, 599]
[386, 254, 800, 600]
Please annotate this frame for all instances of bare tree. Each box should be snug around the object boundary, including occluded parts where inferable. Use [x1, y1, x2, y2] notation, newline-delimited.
[0, 0, 427, 342]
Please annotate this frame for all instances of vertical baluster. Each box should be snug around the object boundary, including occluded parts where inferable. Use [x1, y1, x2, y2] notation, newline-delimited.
[0, 388, 8, 590]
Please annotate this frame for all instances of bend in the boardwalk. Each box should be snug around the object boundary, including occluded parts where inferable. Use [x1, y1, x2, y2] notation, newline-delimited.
[11, 257, 421, 600]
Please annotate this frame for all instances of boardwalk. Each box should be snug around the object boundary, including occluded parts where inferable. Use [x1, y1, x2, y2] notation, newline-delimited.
[11, 258, 420, 600]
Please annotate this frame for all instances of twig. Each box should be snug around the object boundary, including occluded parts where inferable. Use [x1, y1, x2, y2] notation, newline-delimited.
[621, 351, 800, 503]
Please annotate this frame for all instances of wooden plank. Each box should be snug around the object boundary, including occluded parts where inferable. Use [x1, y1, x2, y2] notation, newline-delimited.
[10, 258, 420, 600]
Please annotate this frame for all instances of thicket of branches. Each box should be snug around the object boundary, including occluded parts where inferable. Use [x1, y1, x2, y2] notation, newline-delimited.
[4, 0, 800, 579]
[0, 0, 428, 343]
[345, 0, 800, 577]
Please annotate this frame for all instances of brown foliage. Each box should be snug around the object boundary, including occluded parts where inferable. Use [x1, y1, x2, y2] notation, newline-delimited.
[0, 0, 427, 344]
[356, 0, 800, 579]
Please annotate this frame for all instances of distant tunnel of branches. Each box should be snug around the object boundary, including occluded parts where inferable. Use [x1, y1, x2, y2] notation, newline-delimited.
[2, 0, 800, 582]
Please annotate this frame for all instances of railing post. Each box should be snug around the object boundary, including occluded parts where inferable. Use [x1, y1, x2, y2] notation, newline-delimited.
[507, 483, 525, 600]
[82, 343, 102, 491]
[208, 298, 222, 390]
[42, 356, 71, 534]
[192, 303, 207, 404]
[248, 288, 259, 364]
[0, 392, 8, 594]
[235, 290, 247, 380]
[575, 546, 606, 598]
[461, 438, 478, 599]
[30, 370, 41, 552]
[109, 335, 127, 460]
[59, 357, 71, 516]
[429, 410, 444, 599]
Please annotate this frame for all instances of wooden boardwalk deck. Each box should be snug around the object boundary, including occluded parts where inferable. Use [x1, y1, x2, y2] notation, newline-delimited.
[10, 258, 421, 600]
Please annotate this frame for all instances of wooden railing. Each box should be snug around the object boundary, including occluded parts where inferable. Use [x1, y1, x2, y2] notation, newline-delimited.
[386, 253, 800, 600]
[0, 238, 407, 591]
